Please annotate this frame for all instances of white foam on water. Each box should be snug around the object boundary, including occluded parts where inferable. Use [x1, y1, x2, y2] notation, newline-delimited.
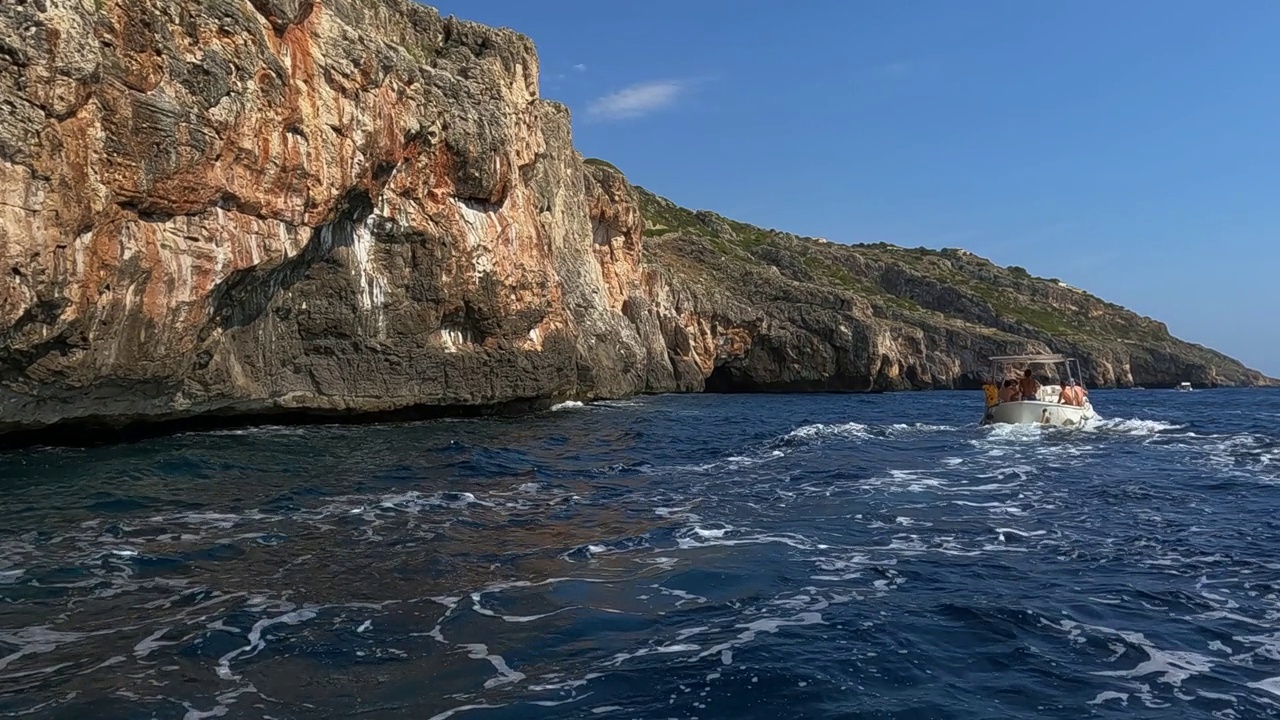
[995, 528, 1047, 542]
[654, 506, 700, 522]
[460, 643, 526, 688]
[551, 401, 585, 411]
[467, 576, 619, 624]
[1249, 677, 1280, 697]
[885, 423, 958, 435]
[659, 449, 787, 475]
[675, 528, 821, 551]
[1194, 432, 1280, 483]
[132, 627, 179, 659]
[1197, 690, 1239, 703]
[1088, 691, 1129, 706]
[0, 626, 130, 674]
[978, 464, 1037, 481]
[427, 702, 507, 720]
[470, 600, 577, 624]
[675, 626, 709, 640]
[867, 516, 932, 529]
[605, 643, 701, 667]
[215, 608, 319, 680]
[652, 585, 707, 607]
[781, 422, 871, 444]
[527, 673, 603, 692]
[180, 685, 259, 720]
[594, 399, 643, 408]
[635, 556, 682, 571]
[375, 490, 494, 512]
[810, 554, 878, 582]
[1050, 620, 1219, 688]
[696, 612, 824, 661]
[529, 695, 594, 708]
[1089, 418, 1186, 435]
[980, 423, 1047, 441]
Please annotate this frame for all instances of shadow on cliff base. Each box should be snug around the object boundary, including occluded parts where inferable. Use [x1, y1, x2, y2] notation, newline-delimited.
[702, 364, 884, 393]
[0, 397, 557, 451]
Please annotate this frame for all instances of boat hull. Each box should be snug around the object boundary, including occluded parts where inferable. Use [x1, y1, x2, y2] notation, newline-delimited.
[983, 400, 1093, 427]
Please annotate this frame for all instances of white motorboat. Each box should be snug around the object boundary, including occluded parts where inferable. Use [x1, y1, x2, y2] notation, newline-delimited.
[1176, 382, 1193, 392]
[981, 353, 1098, 427]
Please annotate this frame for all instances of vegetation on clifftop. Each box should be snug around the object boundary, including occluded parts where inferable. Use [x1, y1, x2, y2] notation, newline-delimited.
[613, 169, 1273, 388]
[634, 182, 1155, 338]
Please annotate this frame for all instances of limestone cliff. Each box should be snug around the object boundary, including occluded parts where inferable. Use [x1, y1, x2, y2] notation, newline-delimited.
[1, 0, 682, 438]
[0, 0, 1270, 441]
[633, 183, 1274, 391]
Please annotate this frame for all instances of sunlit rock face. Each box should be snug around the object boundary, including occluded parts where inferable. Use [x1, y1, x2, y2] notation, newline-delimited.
[0, 0, 680, 434]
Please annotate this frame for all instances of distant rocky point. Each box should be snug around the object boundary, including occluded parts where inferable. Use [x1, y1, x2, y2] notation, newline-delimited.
[627, 176, 1273, 392]
[0, 0, 1272, 443]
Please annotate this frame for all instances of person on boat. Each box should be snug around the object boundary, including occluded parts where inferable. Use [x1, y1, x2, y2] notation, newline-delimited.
[983, 382, 1000, 408]
[1018, 369, 1040, 402]
[1058, 378, 1085, 407]
[999, 379, 1021, 403]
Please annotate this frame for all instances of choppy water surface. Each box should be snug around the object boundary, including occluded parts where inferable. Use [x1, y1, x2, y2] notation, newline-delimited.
[3, 390, 1280, 719]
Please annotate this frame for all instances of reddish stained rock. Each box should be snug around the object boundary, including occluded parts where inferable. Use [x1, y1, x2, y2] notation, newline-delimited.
[0, 0, 673, 437]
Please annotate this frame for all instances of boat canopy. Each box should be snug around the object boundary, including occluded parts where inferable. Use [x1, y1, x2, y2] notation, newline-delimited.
[988, 354, 1068, 364]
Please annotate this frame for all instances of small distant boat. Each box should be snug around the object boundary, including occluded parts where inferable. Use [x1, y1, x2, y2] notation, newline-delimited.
[1176, 382, 1193, 392]
[981, 353, 1098, 427]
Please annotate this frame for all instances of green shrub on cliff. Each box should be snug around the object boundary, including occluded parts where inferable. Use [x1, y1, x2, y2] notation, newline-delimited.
[633, 184, 1179, 346]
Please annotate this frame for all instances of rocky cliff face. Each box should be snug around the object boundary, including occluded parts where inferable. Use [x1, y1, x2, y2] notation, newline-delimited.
[635, 187, 1274, 392]
[0, 0, 1270, 440]
[0, 0, 688, 438]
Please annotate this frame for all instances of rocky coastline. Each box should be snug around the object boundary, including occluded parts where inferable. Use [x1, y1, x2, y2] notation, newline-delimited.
[1, 0, 1272, 444]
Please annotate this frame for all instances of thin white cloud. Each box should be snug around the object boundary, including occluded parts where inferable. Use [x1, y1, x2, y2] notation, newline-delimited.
[586, 80, 688, 121]
[573, 63, 587, 72]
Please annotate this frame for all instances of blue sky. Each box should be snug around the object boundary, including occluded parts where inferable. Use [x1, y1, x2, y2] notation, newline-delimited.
[430, 1, 1280, 375]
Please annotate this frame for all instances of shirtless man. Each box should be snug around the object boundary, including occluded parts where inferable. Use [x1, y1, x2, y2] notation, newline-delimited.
[999, 379, 1021, 403]
[1058, 378, 1084, 407]
[1018, 370, 1040, 402]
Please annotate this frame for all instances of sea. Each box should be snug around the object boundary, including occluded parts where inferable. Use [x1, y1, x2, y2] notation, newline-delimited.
[2, 389, 1280, 719]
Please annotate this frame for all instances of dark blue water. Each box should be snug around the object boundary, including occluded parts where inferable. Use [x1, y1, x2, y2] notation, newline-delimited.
[2, 390, 1280, 719]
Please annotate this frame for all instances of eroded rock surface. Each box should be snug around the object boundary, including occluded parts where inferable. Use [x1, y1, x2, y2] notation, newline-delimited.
[0, 0, 682, 435]
[636, 187, 1274, 392]
[0, 0, 1271, 440]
